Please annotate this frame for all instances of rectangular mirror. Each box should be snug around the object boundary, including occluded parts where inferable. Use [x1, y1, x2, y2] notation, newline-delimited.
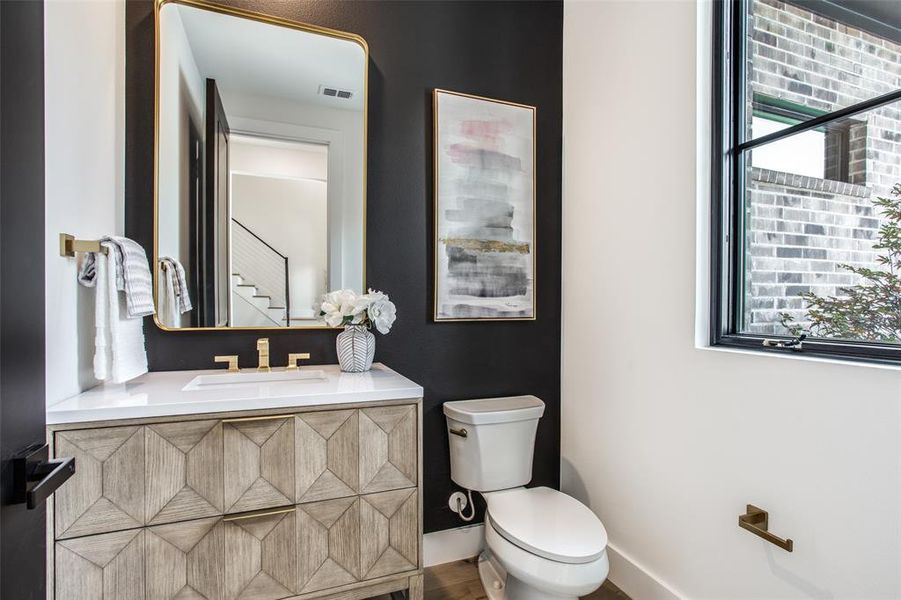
[155, 0, 367, 329]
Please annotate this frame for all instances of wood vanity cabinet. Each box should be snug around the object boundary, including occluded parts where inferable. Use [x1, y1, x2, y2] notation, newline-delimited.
[48, 402, 423, 600]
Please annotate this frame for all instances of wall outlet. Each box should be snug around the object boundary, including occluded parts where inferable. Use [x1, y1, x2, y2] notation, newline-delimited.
[449, 491, 468, 514]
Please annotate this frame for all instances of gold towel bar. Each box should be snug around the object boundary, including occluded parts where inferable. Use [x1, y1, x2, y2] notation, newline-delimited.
[739, 504, 794, 552]
[59, 233, 108, 257]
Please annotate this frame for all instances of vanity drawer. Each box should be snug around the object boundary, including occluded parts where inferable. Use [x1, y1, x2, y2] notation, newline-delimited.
[54, 420, 226, 538]
[295, 489, 419, 594]
[145, 420, 224, 525]
[296, 496, 361, 594]
[359, 406, 418, 494]
[54, 426, 146, 539]
[360, 488, 419, 580]
[295, 410, 359, 502]
[55, 508, 299, 600]
[52, 405, 418, 539]
[223, 416, 295, 514]
[147, 509, 296, 600]
[55, 528, 145, 599]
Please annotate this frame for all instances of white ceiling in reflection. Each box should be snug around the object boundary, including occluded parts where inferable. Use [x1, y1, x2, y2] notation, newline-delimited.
[165, 3, 366, 112]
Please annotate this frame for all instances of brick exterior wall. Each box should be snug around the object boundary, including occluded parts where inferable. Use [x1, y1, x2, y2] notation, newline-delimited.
[745, 0, 901, 335]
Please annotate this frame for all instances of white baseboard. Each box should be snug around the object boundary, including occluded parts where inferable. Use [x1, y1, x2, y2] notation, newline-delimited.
[607, 542, 684, 600]
[423, 523, 485, 567]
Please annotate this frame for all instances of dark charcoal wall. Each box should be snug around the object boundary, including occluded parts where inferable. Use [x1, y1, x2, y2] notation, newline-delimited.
[126, 0, 562, 533]
[1, 1, 48, 596]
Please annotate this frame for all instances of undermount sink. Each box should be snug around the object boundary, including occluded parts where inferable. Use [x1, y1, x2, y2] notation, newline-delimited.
[183, 368, 327, 390]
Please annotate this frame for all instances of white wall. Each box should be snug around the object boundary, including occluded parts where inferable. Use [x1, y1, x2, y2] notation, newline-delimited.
[562, 2, 901, 599]
[232, 174, 327, 319]
[44, 0, 125, 404]
[230, 137, 327, 182]
[226, 92, 365, 292]
[158, 6, 204, 272]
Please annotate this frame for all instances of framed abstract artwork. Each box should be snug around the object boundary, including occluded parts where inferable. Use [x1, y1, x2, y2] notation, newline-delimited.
[433, 89, 536, 321]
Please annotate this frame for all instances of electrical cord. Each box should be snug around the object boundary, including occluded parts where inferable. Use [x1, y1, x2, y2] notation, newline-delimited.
[457, 489, 476, 522]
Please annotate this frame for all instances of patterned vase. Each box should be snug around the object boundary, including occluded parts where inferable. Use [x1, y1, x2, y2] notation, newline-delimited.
[336, 324, 375, 372]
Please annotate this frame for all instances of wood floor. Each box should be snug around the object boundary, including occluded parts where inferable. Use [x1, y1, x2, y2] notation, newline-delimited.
[418, 558, 631, 600]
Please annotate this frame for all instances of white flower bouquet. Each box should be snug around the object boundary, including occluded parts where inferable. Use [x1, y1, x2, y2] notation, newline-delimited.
[320, 289, 396, 373]
[319, 288, 397, 334]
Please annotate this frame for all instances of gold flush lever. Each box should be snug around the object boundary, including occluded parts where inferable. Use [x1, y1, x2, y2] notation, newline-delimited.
[285, 353, 311, 371]
[214, 355, 239, 373]
[739, 504, 793, 552]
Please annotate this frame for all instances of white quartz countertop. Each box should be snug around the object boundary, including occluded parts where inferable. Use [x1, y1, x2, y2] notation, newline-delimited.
[47, 363, 423, 425]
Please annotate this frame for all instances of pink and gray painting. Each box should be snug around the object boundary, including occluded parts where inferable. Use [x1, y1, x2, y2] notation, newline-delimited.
[435, 91, 535, 320]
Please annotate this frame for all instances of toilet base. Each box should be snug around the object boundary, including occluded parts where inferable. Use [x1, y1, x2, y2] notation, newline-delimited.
[478, 552, 506, 600]
[477, 551, 582, 600]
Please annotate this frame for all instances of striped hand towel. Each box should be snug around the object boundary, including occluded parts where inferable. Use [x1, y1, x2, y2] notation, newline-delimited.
[78, 236, 155, 318]
[160, 257, 193, 313]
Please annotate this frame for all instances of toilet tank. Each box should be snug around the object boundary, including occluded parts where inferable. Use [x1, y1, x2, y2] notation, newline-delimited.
[443, 395, 545, 492]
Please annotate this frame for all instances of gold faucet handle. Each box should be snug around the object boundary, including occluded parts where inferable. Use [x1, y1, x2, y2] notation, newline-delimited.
[214, 355, 239, 373]
[256, 338, 271, 373]
[286, 353, 311, 371]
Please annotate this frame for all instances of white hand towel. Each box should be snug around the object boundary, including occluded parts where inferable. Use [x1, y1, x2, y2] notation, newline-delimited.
[94, 241, 148, 383]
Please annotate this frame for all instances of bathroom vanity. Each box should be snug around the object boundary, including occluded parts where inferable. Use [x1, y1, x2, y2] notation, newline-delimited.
[46, 364, 424, 600]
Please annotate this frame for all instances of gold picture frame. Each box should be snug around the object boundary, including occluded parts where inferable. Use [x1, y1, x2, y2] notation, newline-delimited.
[152, 0, 369, 331]
[433, 89, 537, 322]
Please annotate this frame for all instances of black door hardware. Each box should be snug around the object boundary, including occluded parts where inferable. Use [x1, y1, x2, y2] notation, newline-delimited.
[12, 444, 75, 509]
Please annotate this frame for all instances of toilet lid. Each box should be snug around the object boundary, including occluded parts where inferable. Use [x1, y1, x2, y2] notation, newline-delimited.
[485, 487, 607, 564]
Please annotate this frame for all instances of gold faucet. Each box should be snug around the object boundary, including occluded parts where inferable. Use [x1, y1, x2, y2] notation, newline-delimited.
[286, 353, 311, 370]
[256, 338, 271, 372]
[213, 355, 239, 373]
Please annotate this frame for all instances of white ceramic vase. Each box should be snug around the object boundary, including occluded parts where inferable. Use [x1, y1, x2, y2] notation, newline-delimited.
[336, 324, 375, 372]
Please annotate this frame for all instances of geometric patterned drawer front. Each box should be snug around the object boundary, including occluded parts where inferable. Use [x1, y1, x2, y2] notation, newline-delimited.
[55, 528, 144, 600]
[222, 509, 297, 600]
[54, 426, 145, 539]
[146, 420, 224, 526]
[295, 410, 358, 503]
[224, 417, 295, 514]
[145, 516, 222, 600]
[359, 406, 417, 494]
[360, 489, 419, 579]
[146, 510, 298, 600]
[296, 497, 360, 594]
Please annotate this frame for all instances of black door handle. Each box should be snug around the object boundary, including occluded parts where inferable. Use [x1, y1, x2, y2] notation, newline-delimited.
[27, 456, 75, 509]
[12, 444, 76, 509]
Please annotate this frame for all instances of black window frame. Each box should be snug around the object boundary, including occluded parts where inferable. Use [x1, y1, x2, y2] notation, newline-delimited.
[711, 0, 901, 365]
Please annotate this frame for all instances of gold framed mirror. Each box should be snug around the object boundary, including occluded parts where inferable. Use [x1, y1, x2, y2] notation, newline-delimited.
[153, 0, 367, 330]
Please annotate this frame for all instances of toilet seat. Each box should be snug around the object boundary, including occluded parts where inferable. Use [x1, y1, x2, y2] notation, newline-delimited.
[484, 487, 607, 564]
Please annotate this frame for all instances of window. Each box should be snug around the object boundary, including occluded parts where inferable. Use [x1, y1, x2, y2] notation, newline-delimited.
[752, 95, 828, 178]
[712, 0, 901, 363]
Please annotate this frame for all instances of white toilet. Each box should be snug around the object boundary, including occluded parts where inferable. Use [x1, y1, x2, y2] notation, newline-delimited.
[444, 396, 609, 600]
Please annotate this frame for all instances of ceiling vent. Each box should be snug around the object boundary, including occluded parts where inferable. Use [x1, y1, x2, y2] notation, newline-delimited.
[319, 85, 354, 100]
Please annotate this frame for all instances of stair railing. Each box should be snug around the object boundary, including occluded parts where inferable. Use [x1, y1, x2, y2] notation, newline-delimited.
[231, 219, 290, 324]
